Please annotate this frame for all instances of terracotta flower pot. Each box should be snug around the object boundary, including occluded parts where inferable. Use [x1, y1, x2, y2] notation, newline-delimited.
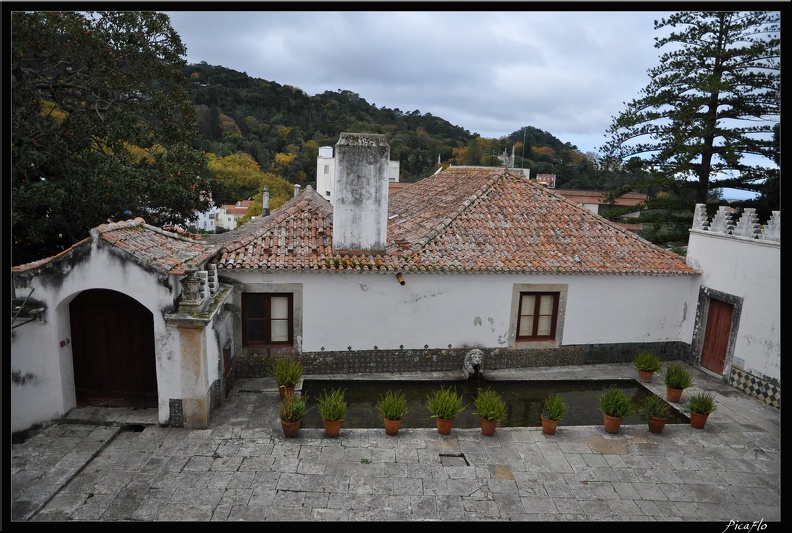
[323, 418, 342, 438]
[279, 386, 295, 400]
[384, 418, 402, 436]
[603, 413, 623, 434]
[666, 386, 683, 403]
[690, 411, 709, 429]
[435, 417, 453, 435]
[541, 415, 558, 435]
[648, 416, 667, 434]
[281, 419, 300, 438]
[480, 418, 498, 436]
[638, 370, 654, 383]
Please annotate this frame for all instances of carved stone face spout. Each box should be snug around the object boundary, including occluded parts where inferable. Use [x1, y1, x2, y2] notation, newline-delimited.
[463, 349, 484, 379]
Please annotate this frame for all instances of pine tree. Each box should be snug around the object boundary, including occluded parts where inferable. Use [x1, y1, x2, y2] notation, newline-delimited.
[600, 11, 779, 243]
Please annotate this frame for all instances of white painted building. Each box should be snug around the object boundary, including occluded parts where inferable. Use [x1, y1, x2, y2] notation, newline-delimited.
[217, 200, 253, 230]
[10, 133, 780, 435]
[192, 203, 221, 232]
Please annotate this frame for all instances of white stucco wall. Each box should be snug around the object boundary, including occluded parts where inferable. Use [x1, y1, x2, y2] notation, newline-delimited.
[11, 243, 181, 433]
[686, 230, 780, 382]
[222, 270, 700, 353]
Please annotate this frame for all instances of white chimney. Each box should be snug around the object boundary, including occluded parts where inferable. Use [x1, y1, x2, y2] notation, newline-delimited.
[332, 132, 389, 254]
[293, 183, 301, 198]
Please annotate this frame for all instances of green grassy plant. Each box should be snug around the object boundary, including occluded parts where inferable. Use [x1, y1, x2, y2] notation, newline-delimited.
[279, 391, 309, 422]
[599, 385, 636, 418]
[317, 388, 347, 421]
[473, 389, 507, 422]
[542, 393, 568, 421]
[685, 391, 717, 414]
[633, 352, 661, 373]
[426, 385, 469, 420]
[641, 393, 671, 419]
[662, 363, 694, 390]
[376, 390, 408, 421]
[268, 356, 303, 389]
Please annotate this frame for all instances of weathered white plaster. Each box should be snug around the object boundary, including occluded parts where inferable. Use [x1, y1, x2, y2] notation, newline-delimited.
[220, 270, 700, 353]
[687, 229, 780, 382]
[11, 245, 179, 432]
[332, 133, 389, 252]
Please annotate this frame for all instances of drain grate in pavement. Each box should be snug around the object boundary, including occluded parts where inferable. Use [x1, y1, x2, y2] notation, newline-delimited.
[121, 424, 146, 433]
[439, 453, 470, 466]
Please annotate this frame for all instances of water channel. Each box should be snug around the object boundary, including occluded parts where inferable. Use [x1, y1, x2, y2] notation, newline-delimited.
[299, 378, 689, 430]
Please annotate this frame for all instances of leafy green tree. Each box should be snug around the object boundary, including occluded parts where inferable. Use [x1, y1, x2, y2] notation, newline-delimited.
[237, 172, 296, 225]
[206, 152, 266, 202]
[11, 11, 215, 265]
[600, 11, 780, 221]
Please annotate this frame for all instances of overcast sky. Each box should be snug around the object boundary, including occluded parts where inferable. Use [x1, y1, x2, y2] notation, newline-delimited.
[165, 9, 674, 156]
[164, 8, 775, 200]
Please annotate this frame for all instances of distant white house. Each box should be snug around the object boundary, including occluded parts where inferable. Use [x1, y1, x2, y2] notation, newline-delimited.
[316, 144, 400, 205]
[192, 203, 221, 233]
[217, 200, 253, 231]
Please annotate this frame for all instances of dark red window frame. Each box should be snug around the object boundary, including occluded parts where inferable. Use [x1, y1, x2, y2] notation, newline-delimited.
[242, 293, 294, 347]
[516, 291, 559, 341]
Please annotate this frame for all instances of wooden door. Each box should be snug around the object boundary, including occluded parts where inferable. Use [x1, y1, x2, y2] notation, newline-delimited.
[70, 289, 158, 408]
[700, 298, 733, 375]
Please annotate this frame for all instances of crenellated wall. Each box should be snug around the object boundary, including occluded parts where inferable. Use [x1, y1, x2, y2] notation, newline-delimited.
[686, 204, 780, 408]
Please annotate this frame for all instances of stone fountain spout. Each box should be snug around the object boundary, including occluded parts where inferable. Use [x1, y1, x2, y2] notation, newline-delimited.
[463, 349, 484, 379]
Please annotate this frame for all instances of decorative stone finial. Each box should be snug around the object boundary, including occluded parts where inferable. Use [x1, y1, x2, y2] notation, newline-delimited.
[709, 206, 734, 234]
[762, 211, 781, 241]
[733, 208, 760, 238]
[692, 204, 709, 230]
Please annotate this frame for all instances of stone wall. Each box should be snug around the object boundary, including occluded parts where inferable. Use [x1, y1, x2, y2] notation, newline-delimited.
[233, 341, 692, 378]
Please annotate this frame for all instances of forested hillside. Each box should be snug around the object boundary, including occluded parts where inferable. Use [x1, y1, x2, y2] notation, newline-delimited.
[184, 63, 643, 205]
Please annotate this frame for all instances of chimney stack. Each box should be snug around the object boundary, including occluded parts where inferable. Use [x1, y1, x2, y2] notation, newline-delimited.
[332, 132, 389, 254]
[262, 187, 270, 216]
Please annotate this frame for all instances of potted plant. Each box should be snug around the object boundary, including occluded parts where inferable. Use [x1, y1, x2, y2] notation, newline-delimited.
[641, 393, 671, 434]
[316, 387, 347, 438]
[541, 393, 567, 435]
[473, 388, 507, 436]
[279, 391, 309, 438]
[599, 385, 636, 434]
[661, 362, 693, 403]
[376, 390, 408, 436]
[685, 391, 717, 429]
[426, 385, 469, 435]
[633, 352, 661, 383]
[268, 356, 303, 400]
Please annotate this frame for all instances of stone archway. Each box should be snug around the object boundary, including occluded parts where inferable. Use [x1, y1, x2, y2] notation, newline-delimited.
[70, 289, 157, 408]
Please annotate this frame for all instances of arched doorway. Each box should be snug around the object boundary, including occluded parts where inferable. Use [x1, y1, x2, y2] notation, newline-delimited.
[70, 289, 158, 408]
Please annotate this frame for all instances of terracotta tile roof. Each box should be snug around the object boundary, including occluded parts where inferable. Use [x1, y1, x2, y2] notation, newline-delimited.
[11, 238, 92, 273]
[214, 167, 698, 276]
[14, 169, 697, 277]
[91, 218, 215, 275]
[223, 204, 249, 216]
[555, 189, 647, 206]
[212, 188, 336, 271]
[12, 217, 215, 275]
